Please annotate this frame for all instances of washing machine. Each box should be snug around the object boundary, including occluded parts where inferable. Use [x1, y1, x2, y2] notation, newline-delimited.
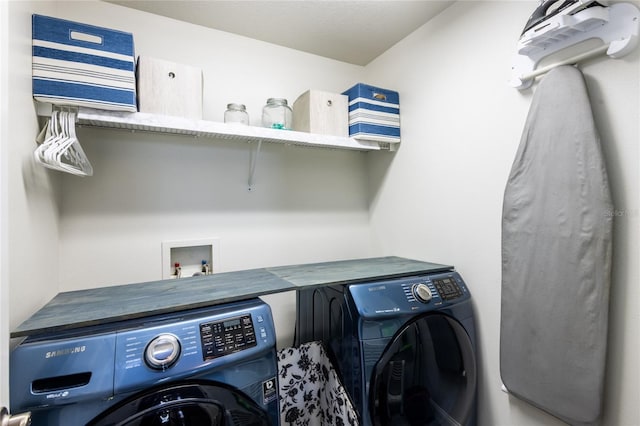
[10, 298, 280, 426]
[296, 270, 477, 426]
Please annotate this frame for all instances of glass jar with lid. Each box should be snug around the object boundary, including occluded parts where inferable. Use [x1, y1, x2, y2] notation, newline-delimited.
[224, 103, 250, 125]
[262, 98, 292, 130]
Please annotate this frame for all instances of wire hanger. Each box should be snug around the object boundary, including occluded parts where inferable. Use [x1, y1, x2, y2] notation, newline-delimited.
[34, 108, 93, 176]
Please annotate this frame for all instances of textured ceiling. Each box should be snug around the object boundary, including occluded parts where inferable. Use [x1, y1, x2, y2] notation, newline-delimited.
[105, 1, 454, 65]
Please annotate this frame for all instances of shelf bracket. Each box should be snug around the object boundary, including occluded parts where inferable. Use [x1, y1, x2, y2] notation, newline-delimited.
[247, 140, 263, 191]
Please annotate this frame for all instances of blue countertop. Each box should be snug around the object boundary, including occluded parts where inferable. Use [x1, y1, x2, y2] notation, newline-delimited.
[11, 256, 451, 338]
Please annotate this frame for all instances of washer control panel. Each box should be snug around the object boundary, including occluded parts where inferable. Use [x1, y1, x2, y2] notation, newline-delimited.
[199, 314, 257, 360]
[112, 299, 275, 394]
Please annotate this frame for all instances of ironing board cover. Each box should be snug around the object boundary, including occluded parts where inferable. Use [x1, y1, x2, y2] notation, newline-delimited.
[500, 65, 613, 425]
[278, 341, 358, 426]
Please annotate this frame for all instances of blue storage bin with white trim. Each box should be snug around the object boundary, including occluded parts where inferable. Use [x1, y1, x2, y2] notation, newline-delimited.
[342, 83, 400, 143]
[32, 14, 137, 111]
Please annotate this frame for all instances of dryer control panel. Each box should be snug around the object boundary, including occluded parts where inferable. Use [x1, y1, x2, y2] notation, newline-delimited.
[348, 271, 470, 319]
[432, 275, 464, 301]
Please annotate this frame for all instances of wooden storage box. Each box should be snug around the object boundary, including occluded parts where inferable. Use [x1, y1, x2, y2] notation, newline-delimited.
[292, 90, 348, 137]
[137, 56, 203, 119]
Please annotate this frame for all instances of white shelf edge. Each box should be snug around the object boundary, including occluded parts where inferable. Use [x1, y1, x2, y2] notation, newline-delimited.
[38, 104, 396, 151]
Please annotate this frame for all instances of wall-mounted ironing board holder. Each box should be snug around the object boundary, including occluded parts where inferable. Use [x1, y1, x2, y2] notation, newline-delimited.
[510, 2, 639, 90]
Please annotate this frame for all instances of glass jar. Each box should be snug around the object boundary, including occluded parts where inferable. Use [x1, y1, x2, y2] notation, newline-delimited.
[224, 103, 249, 125]
[262, 98, 292, 130]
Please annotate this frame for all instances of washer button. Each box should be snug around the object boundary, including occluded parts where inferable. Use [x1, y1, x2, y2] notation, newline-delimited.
[412, 283, 433, 303]
[145, 334, 181, 370]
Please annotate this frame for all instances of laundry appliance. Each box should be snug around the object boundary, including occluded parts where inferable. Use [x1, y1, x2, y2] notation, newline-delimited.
[10, 298, 279, 426]
[296, 270, 477, 426]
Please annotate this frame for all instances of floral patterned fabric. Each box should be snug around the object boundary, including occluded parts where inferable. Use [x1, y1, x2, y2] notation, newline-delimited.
[278, 341, 359, 426]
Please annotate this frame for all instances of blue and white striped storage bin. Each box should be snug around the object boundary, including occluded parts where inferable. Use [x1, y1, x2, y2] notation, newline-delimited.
[32, 14, 137, 111]
[342, 83, 400, 144]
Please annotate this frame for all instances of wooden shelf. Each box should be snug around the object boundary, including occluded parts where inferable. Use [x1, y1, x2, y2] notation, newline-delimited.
[12, 257, 448, 338]
[41, 106, 396, 151]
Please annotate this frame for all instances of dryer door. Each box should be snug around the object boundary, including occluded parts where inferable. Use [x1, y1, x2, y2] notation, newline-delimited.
[87, 380, 271, 426]
[369, 313, 476, 426]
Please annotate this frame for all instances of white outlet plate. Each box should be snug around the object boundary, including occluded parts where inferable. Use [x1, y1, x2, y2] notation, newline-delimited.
[162, 238, 221, 279]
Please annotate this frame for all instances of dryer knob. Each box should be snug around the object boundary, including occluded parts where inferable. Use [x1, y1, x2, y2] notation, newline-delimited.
[413, 283, 433, 303]
[145, 334, 181, 370]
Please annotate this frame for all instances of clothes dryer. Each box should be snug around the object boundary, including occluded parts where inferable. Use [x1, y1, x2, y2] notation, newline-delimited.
[296, 271, 477, 426]
[10, 298, 279, 426]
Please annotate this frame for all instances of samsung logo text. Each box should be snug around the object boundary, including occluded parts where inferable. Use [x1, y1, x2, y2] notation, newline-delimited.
[45, 346, 86, 358]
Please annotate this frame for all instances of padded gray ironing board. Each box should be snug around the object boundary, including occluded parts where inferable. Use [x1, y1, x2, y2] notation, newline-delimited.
[500, 65, 613, 425]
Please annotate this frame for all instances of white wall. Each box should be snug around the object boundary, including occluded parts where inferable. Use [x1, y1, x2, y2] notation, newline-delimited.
[6, 0, 61, 332]
[46, 1, 376, 349]
[4, 1, 639, 425]
[2, 0, 376, 403]
[1, 0, 9, 409]
[365, 1, 639, 425]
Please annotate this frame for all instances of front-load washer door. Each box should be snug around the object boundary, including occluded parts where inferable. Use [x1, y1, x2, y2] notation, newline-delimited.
[368, 313, 476, 426]
[87, 380, 271, 426]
